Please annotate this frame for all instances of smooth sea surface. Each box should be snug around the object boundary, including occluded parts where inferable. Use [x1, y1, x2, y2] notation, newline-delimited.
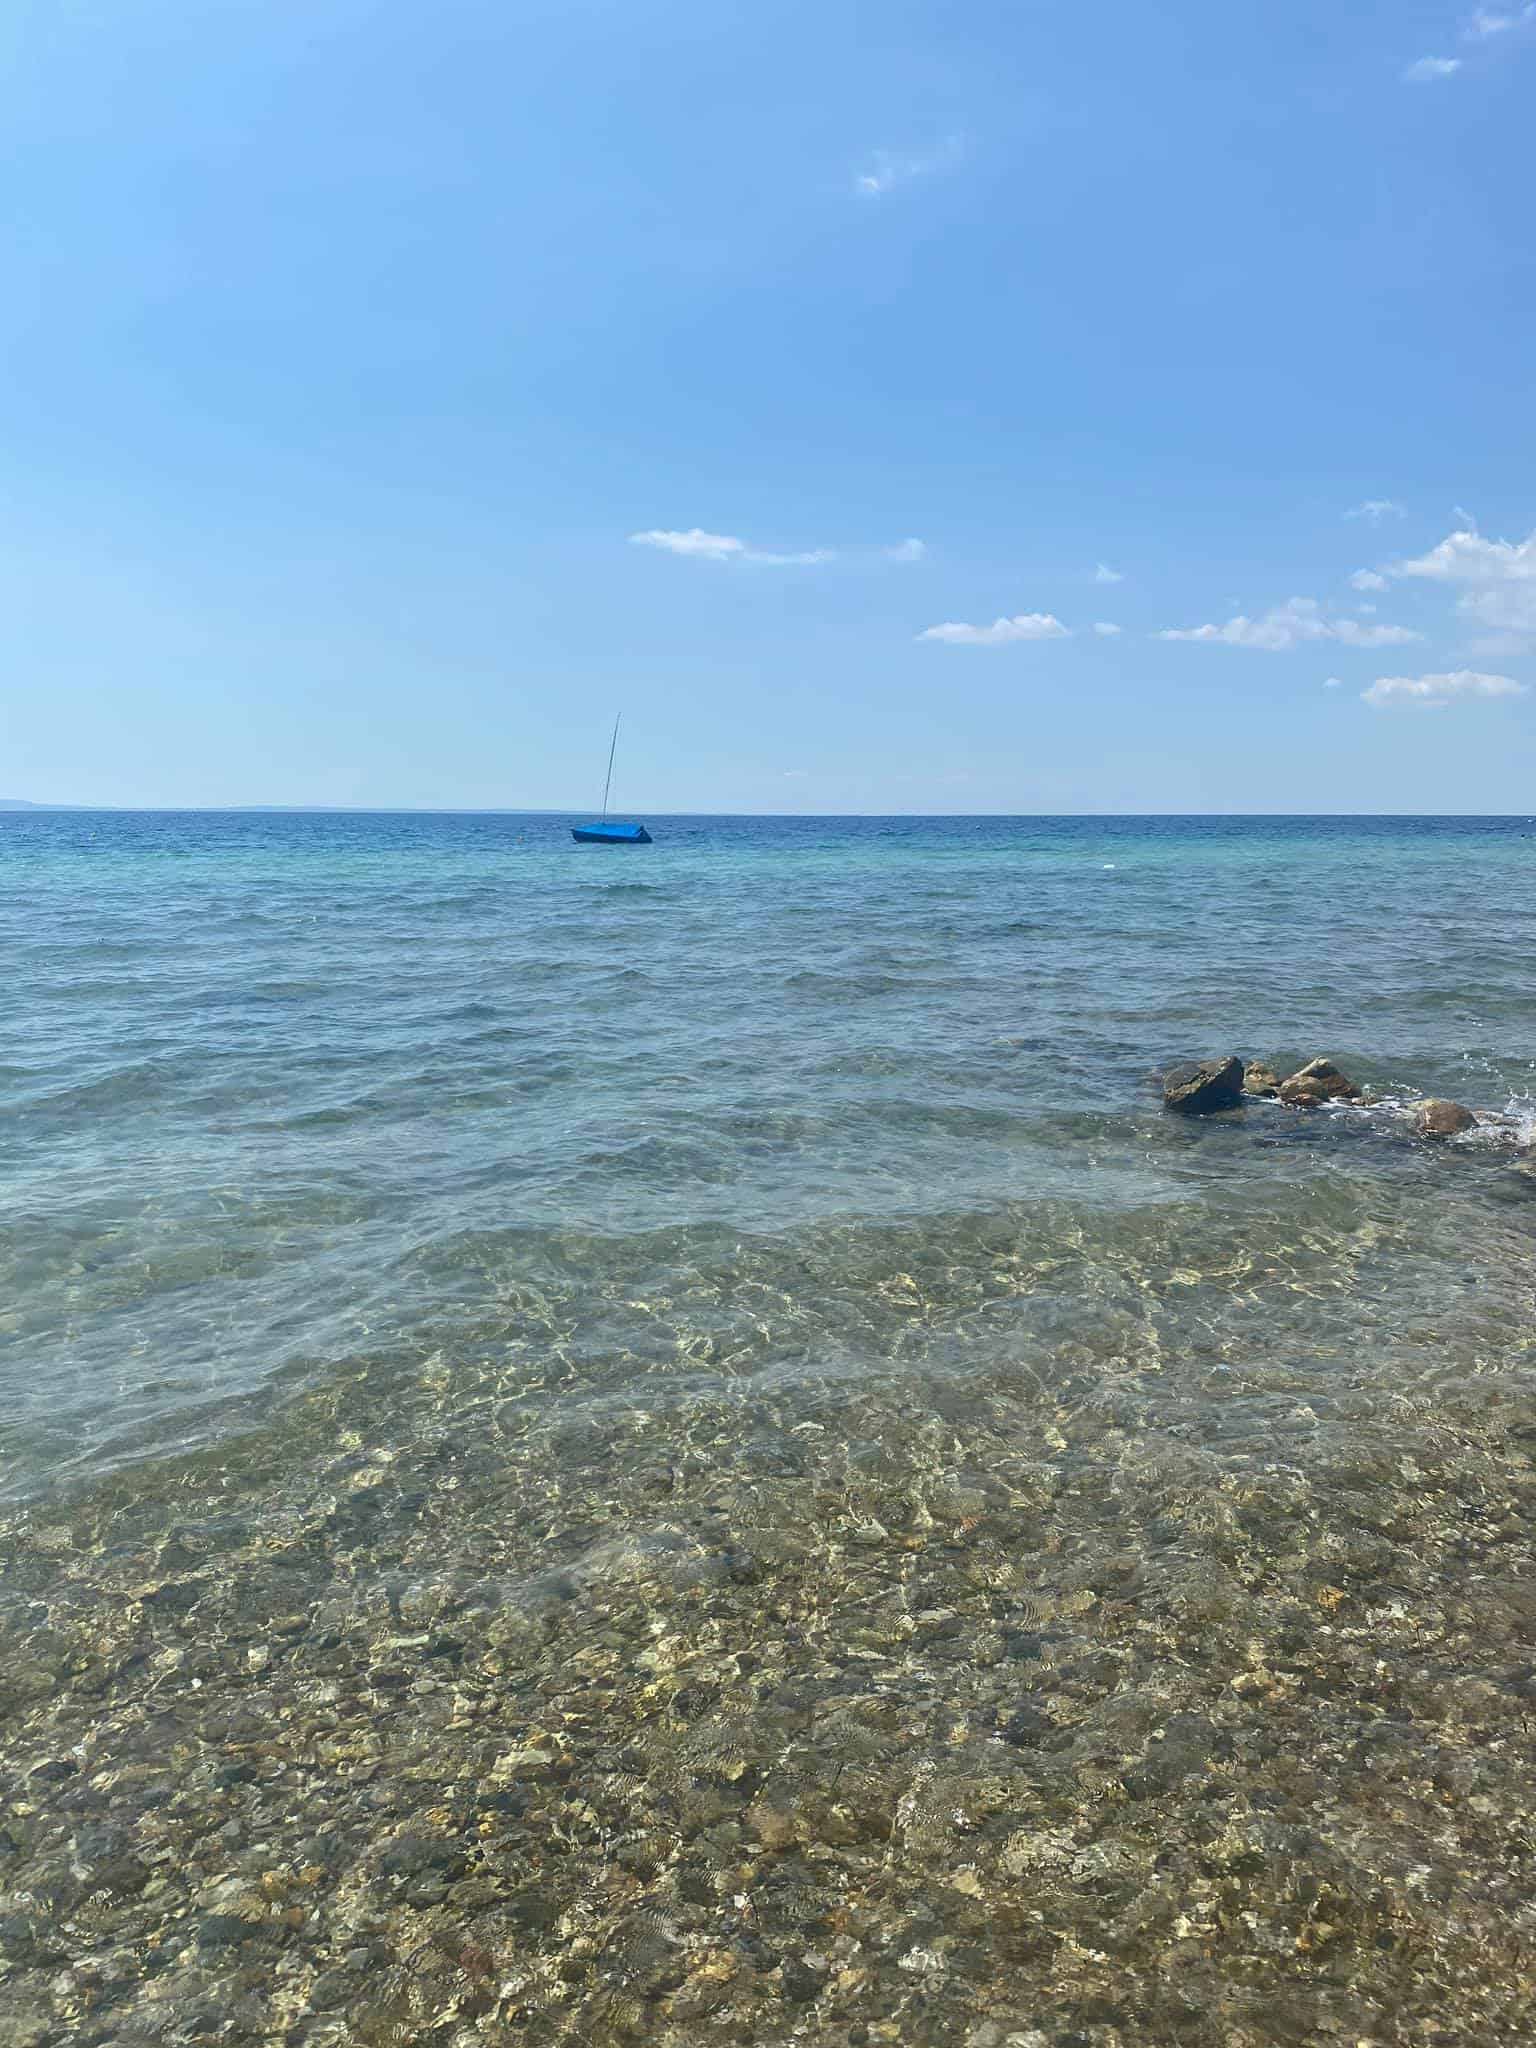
[3, 809, 1535, 1499]
[7, 810, 1536, 2046]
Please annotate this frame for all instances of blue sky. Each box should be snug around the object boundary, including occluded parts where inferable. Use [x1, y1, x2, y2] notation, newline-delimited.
[3, 0, 1534, 812]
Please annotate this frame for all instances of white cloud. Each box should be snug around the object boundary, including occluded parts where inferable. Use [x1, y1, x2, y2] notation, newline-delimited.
[1092, 622, 1123, 637]
[628, 527, 833, 567]
[1465, 5, 1535, 37]
[1094, 562, 1124, 584]
[1331, 615, 1422, 647]
[1324, 676, 1344, 688]
[633, 526, 929, 568]
[1346, 499, 1406, 522]
[1391, 526, 1536, 587]
[1403, 55, 1463, 79]
[855, 139, 961, 197]
[1159, 596, 1422, 651]
[1384, 525, 1536, 648]
[919, 613, 1071, 646]
[1350, 568, 1388, 592]
[1363, 670, 1528, 708]
[630, 528, 745, 561]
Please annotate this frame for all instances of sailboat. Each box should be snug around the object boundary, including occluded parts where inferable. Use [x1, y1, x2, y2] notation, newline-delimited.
[572, 715, 652, 844]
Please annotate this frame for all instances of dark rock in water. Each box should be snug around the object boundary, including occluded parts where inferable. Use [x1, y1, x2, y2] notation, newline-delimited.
[1416, 1098, 1478, 1137]
[1163, 1056, 1244, 1115]
[27, 1759, 77, 1784]
[1278, 1058, 1361, 1107]
[375, 1830, 467, 1883]
[779, 1956, 829, 2004]
[1243, 1061, 1283, 1098]
[195, 1889, 272, 1950]
[306, 1967, 366, 2014]
[999, 1701, 1054, 1747]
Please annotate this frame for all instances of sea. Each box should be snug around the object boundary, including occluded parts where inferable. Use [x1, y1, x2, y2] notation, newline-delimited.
[4, 809, 1534, 1501]
[4, 809, 1536, 2043]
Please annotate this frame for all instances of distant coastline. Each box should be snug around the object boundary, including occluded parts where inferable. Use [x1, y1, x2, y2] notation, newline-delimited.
[0, 800, 583, 815]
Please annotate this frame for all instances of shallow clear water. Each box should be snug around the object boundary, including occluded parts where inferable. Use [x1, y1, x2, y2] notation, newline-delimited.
[7, 812, 1536, 2046]
[3, 809, 1535, 1496]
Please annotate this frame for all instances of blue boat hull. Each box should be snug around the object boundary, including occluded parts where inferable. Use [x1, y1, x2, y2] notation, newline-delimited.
[572, 821, 652, 844]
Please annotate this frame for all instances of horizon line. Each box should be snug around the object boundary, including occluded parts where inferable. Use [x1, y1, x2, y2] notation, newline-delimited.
[4, 803, 1535, 821]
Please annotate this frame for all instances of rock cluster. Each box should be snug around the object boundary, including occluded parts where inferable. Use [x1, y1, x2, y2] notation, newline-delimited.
[1165, 1056, 1484, 1139]
[1162, 1054, 1365, 1115]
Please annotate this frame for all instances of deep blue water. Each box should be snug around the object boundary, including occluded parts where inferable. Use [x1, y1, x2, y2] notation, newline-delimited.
[3, 810, 1535, 1500]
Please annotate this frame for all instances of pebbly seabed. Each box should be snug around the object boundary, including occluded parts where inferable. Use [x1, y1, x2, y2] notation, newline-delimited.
[5, 1210, 1536, 2048]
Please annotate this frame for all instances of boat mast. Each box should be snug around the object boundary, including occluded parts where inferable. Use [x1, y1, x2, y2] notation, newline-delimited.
[601, 713, 620, 820]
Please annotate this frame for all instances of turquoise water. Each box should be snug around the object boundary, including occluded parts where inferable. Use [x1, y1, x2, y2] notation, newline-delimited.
[3, 810, 1535, 1497]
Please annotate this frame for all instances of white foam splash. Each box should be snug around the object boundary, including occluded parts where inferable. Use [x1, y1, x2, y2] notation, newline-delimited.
[1431, 1090, 1536, 1152]
[1502, 1091, 1536, 1149]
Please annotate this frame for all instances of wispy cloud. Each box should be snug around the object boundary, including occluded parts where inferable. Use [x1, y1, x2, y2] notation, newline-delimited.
[1350, 568, 1388, 592]
[629, 528, 833, 566]
[1363, 669, 1527, 707]
[1465, 5, 1535, 38]
[919, 612, 1070, 647]
[1093, 562, 1124, 585]
[1383, 525, 1536, 650]
[1092, 622, 1123, 637]
[631, 528, 744, 561]
[1346, 499, 1406, 522]
[1310, 614, 1422, 648]
[855, 139, 961, 198]
[630, 528, 925, 568]
[1160, 597, 1422, 651]
[1403, 54, 1463, 79]
[1324, 676, 1344, 688]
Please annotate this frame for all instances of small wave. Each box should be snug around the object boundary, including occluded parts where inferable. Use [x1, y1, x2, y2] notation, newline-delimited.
[434, 999, 502, 1024]
[784, 970, 902, 996]
[9, 1057, 183, 1119]
[182, 980, 339, 1008]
